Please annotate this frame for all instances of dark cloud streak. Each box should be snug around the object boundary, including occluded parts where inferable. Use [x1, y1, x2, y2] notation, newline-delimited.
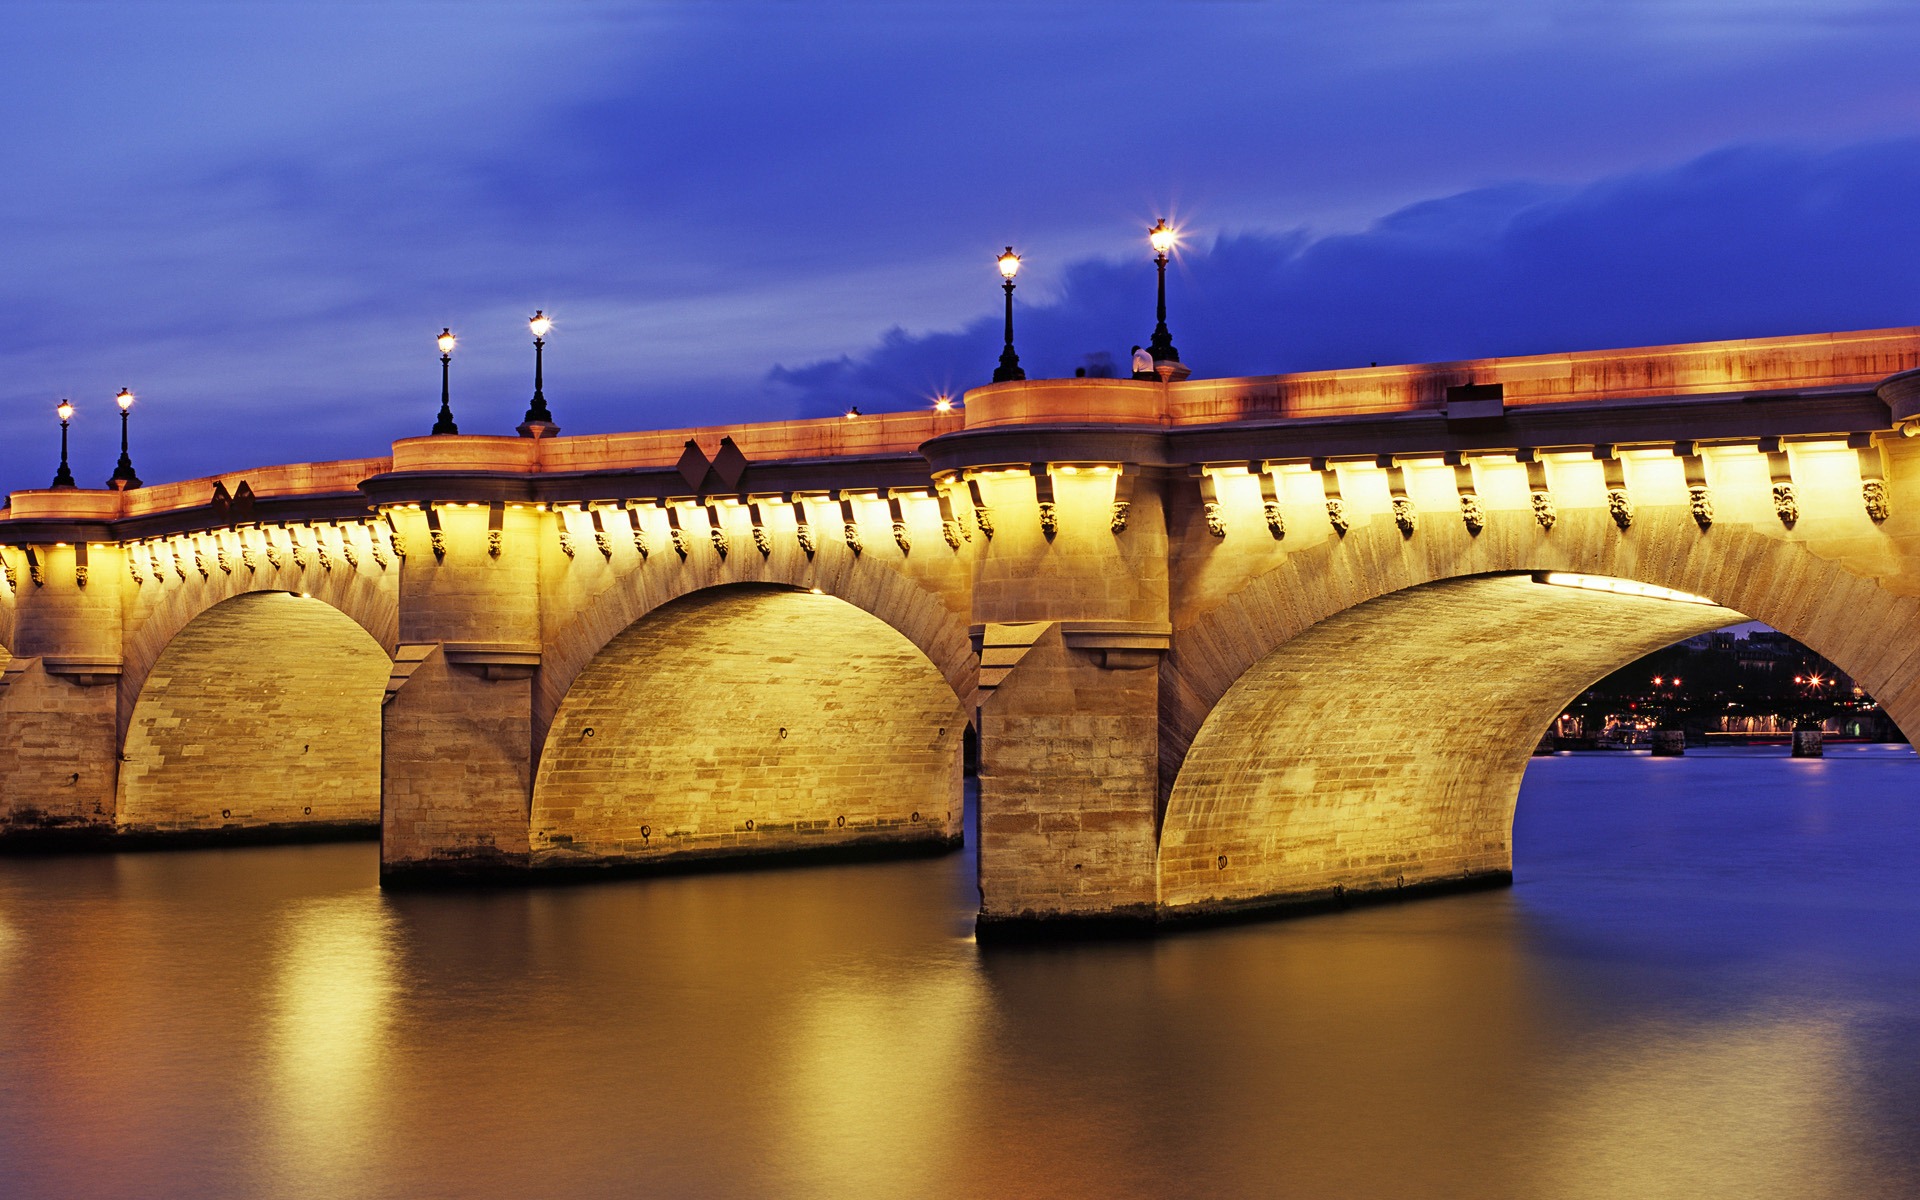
[768, 140, 1920, 415]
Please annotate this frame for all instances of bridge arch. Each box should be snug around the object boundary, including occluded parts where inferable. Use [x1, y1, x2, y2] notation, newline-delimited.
[118, 590, 391, 834]
[530, 582, 968, 867]
[119, 563, 397, 741]
[537, 538, 975, 749]
[1159, 505, 1920, 915]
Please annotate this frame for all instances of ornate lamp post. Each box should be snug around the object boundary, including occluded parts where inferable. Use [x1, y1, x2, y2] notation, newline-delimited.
[107, 388, 141, 490]
[992, 246, 1025, 383]
[432, 327, 459, 435]
[517, 310, 559, 438]
[51, 399, 76, 489]
[1146, 218, 1180, 367]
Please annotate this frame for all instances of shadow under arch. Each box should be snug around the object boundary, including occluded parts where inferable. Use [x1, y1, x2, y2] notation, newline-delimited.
[118, 591, 390, 834]
[530, 583, 968, 870]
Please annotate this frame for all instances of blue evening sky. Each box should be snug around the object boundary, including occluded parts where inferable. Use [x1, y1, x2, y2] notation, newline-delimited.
[5, 1, 1920, 487]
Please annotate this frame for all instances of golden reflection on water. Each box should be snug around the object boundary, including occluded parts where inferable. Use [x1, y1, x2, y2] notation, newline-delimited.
[263, 895, 398, 1197]
[777, 965, 983, 1195]
[1535, 1019, 1870, 1200]
[3, 749, 1918, 1199]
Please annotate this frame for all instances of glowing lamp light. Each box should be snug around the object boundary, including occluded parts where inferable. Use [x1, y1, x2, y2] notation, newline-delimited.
[56, 399, 73, 422]
[1148, 218, 1178, 256]
[116, 388, 134, 412]
[992, 246, 1026, 382]
[437, 329, 457, 355]
[933, 395, 954, 414]
[529, 311, 553, 339]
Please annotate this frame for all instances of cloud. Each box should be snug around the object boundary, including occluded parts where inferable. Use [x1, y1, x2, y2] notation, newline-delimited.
[6, 4, 1920, 487]
[766, 139, 1920, 416]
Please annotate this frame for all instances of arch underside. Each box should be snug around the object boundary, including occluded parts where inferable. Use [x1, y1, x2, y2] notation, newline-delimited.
[1159, 574, 1745, 914]
[532, 585, 967, 867]
[118, 592, 389, 832]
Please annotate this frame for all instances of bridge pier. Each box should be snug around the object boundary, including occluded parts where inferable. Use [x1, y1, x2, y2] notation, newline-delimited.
[0, 541, 123, 840]
[952, 456, 1173, 931]
[976, 624, 1163, 930]
[380, 499, 543, 879]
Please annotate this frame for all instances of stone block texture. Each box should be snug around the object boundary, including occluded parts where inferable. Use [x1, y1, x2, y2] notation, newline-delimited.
[977, 626, 1160, 922]
[1160, 575, 1738, 912]
[119, 591, 388, 831]
[0, 661, 119, 832]
[532, 585, 965, 865]
[383, 648, 536, 873]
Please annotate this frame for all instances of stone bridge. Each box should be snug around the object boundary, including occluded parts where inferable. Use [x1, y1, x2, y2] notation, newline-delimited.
[3, 326, 1919, 932]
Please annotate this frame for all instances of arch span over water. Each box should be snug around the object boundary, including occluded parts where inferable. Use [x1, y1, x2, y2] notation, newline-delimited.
[1158, 565, 1913, 917]
[531, 584, 968, 868]
[118, 591, 389, 834]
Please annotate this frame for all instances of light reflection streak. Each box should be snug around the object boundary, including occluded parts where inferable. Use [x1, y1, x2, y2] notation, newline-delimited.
[265, 896, 398, 1195]
[777, 968, 983, 1195]
[1534, 1018, 1869, 1198]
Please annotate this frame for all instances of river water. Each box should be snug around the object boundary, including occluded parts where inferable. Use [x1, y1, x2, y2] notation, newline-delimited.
[1, 746, 1916, 1199]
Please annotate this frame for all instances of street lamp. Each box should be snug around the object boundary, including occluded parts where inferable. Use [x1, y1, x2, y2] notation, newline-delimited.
[517, 310, 559, 438]
[107, 387, 141, 490]
[432, 328, 459, 435]
[51, 399, 76, 489]
[992, 246, 1025, 383]
[1146, 218, 1180, 368]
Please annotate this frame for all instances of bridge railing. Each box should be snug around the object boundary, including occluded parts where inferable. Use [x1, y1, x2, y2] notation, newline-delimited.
[6, 325, 1916, 527]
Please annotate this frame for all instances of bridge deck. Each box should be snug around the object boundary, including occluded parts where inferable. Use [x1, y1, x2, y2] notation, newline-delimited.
[5, 325, 1916, 523]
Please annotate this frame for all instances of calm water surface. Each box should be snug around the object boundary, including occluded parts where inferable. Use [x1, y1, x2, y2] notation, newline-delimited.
[1, 747, 1917, 1199]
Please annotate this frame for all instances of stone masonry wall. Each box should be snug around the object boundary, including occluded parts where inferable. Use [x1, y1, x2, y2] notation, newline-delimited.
[0, 542, 122, 832]
[977, 625, 1161, 923]
[531, 585, 965, 865]
[1159, 575, 1739, 912]
[1164, 447, 1920, 823]
[0, 662, 119, 832]
[118, 591, 388, 831]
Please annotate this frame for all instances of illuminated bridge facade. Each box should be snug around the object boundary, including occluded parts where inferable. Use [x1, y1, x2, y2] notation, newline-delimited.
[3, 327, 1918, 930]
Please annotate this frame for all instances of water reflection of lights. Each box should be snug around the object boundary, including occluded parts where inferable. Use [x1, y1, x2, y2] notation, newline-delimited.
[1536, 1019, 1862, 1197]
[778, 971, 983, 1194]
[268, 897, 398, 1192]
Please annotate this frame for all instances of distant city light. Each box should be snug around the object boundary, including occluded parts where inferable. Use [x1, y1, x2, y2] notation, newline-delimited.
[1536, 572, 1716, 605]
